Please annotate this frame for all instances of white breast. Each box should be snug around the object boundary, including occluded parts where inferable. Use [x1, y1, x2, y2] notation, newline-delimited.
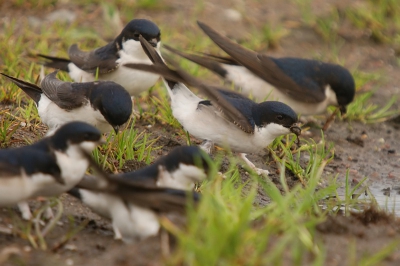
[31, 146, 89, 197]
[156, 164, 206, 190]
[67, 41, 160, 96]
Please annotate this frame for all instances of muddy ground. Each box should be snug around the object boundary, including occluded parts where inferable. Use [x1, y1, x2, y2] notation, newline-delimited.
[1, 0, 400, 265]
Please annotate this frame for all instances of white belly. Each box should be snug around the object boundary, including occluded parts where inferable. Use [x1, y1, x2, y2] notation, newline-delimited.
[109, 199, 160, 243]
[37, 95, 111, 134]
[67, 57, 159, 97]
[31, 150, 89, 197]
[224, 65, 338, 115]
[0, 172, 54, 206]
[169, 85, 289, 154]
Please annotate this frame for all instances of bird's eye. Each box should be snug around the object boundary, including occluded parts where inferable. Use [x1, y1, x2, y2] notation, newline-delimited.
[277, 115, 284, 120]
[133, 32, 140, 38]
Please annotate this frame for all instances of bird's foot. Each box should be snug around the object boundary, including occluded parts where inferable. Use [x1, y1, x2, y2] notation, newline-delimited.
[113, 225, 122, 240]
[200, 140, 214, 154]
[44, 206, 54, 220]
[18, 202, 32, 220]
[239, 153, 269, 176]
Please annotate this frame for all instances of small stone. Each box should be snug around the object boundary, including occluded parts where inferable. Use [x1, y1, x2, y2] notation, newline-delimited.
[223, 9, 242, 22]
[23, 246, 32, 252]
[378, 138, 385, 143]
[46, 9, 76, 23]
[64, 244, 77, 251]
[66, 259, 74, 266]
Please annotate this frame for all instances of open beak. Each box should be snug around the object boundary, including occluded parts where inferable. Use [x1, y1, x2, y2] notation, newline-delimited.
[289, 124, 302, 146]
[289, 124, 301, 136]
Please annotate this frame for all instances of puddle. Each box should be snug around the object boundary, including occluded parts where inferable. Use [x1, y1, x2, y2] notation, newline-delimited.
[321, 183, 400, 216]
[362, 184, 400, 216]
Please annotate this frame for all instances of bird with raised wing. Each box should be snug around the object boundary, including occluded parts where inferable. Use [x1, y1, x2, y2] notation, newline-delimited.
[124, 36, 301, 175]
[164, 21, 355, 116]
[37, 19, 161, 96]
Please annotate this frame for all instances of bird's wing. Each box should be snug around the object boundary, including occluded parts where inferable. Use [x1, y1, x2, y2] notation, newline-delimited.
[124, 36, 254, 133]
[0, 149, 63, 185]
[78, 150, 198, 213]
[110, 181, 200, 213]
[163, 45, 233, 77]
[36, 54, 71, 72]
[40, 71, 89, 110]
[197, 21, 325, 103]
[68, 43, 119, 74]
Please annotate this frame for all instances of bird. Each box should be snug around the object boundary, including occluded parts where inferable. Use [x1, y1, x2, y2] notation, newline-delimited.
[1, 71, 132, 135]
[124, 36, 301, 175]
[68, 148, 203, 243]
[163, 21, 356, 116]
[68, 145, 210, 240]
[0, 121, 103, 220]
[36, 19, 161, 96]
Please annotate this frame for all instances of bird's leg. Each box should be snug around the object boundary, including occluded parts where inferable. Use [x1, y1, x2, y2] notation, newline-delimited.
[239, 153, 270, 176]
[113, 224, 122, 240]
[44, 206, 54, 220]
[17, 202, 32, 220]
[200, 140, 214, 154]
[322, 108, 340, 131]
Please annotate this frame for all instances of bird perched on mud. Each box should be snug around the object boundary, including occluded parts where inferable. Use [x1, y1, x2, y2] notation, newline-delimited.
[0, 121, 103, 220]
[36, 19, 161, 96]
[165, 21, 355, 116]
[1, 71, 132, 135]
[68, 147, 204, 243]
[124, 36, 301, 175]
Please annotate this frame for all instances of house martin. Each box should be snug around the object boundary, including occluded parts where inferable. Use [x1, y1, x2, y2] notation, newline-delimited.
[37, 19, 161, 96]
[1, 71, 132, 135]
[124, 36, 301, 175]
[164, 21, 355, 116]
[68, 150, 201, 243]
[68, 145, 210, 240]
[0, 121, 103, 220]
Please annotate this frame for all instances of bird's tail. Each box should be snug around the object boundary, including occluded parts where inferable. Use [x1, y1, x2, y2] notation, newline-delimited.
[1, 73, 42, 104]
[124, 35, 199, 100]
[163, 44, 232, 78]
[36, 54, 71, 72]
[79, 148, 200, 213]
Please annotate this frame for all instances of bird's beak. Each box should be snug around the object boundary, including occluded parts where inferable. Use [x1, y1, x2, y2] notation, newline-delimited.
[148, 38, 158, 47]
[113, 125, 120, 135]
[289, 124, 302, 136]
[98, 137, 107, 145]
[339, 105, 347, 115]
[290, 124, 302, 146]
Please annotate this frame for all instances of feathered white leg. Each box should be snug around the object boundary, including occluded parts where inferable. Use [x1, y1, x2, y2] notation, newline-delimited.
[200, 140, 214, 154]
[17, 202, 32, 220]
[239, 153, 269, 176]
